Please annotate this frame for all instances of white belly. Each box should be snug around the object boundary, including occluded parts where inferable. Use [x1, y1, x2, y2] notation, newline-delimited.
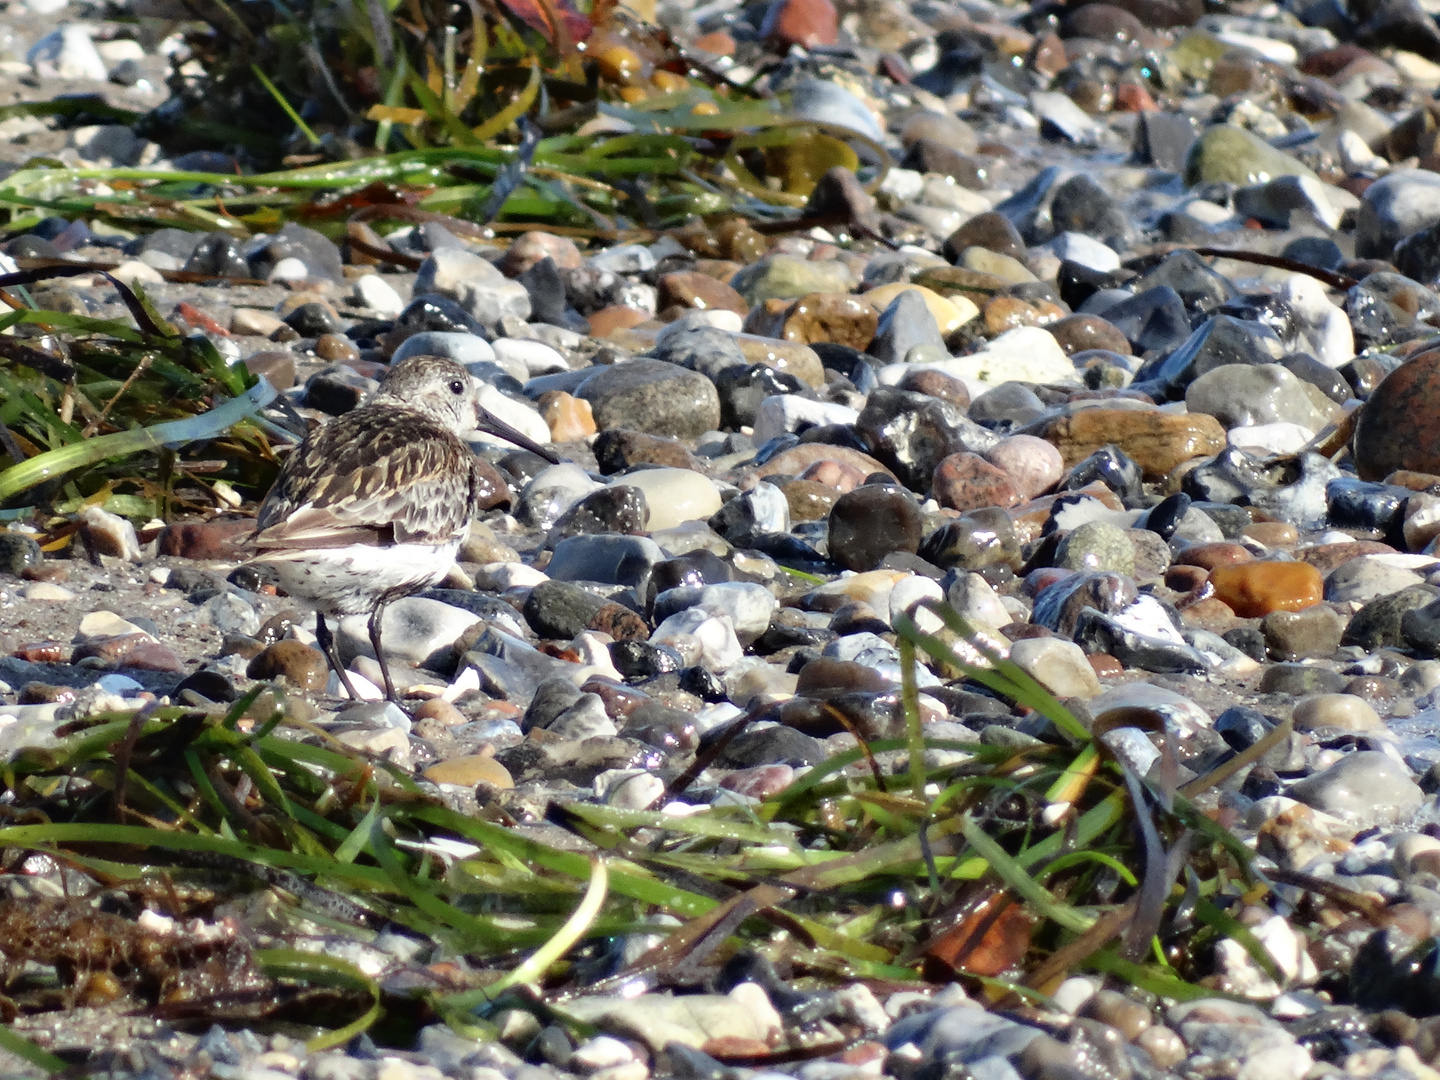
[250, 540, 460, 615]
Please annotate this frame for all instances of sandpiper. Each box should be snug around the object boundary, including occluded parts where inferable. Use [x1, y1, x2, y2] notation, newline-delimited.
[247, 355, 558, 702]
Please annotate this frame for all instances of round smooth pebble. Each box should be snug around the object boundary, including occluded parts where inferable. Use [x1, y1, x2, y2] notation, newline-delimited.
[1008, 637, 1102, 699]
[612, 468, 721, 531]
[1290, 693, 1384, 732]
[984, 435, 1064, 500]
[1209, 562, 1324, 617]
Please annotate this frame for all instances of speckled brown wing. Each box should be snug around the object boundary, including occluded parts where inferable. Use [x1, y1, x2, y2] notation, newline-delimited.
[254, 405, 481, 550]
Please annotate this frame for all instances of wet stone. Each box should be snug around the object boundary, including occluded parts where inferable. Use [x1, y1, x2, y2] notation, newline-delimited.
[828, 486, 922, 572]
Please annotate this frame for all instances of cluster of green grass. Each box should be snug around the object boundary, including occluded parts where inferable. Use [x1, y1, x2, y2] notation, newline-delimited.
[0, 601, 1307, 1066]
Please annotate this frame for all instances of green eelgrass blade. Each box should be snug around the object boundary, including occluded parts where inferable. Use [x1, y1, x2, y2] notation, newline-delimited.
[0, 1025, 67, 1074]
[255, 949, 379, 1050]
[959, 813, 1094, 934]
[251, 65, 322, 146]
[0, 378, 276, 502]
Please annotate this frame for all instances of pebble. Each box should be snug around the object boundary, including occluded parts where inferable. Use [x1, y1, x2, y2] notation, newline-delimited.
[1209, 562, 1324, 618]
[29, 2, 1440, 1072]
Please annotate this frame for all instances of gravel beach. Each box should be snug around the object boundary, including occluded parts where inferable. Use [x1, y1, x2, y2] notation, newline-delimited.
[14, 0, 1440, 1073]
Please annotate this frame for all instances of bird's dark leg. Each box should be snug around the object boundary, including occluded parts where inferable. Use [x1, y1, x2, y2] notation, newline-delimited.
[368, 602, 400, 704]
[315, 612, 363, 701]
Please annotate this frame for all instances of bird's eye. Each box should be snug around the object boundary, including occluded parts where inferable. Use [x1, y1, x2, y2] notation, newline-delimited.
[449, 379, 465, 395]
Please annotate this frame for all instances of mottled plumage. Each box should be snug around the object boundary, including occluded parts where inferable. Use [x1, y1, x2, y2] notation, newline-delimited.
[247, 355, 557, 702]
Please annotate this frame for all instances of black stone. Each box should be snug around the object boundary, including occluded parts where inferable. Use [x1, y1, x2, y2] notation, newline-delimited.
[1057, 261, 1131, 310]
[284, 302, 341, 337]
[1282, 236, 1345, 273]
[518, 256, 569, 326]
[389, 295, 489, 340]
[1091, 286, 1191, 354]
[828, 485, 923, 572]
[715, 364, 805, 430]
[855, 386, 996, 490]
[721, 724, 828, 768]
[1059, 445, 1144, 506]
[609, 639, 684, 679]
[1145, 491, 1192, 540]
[548, 485, 649, 540]
[1348, 585, 1440, 650]
[678, 666, 726, 701]
[1326, 477, 1410, 539]
[185, 233, 250, 278]
[1222, 626, 1267, 661]
[1214, 705, 1273, 751]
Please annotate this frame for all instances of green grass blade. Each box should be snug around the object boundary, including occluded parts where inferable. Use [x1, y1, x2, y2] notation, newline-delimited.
[0, 1026, 67, 1074]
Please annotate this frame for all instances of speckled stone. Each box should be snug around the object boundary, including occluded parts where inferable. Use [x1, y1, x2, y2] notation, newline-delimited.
[931, 452, 1021, 512]
[779, 292, 878, 350]
[1353, 349, 1440, 481]
[1046, 314, 1132, 356]
[1057, 521, 1136, 575]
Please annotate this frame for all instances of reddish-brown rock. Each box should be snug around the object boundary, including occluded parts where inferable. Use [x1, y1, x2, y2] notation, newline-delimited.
[761, 0, 838, 49]
[780, 293, 878, 349]
[1353, 350, 1440, 481]
[1046, 314, 1132, 356]
[657, 271, 748, 315]
[931, 452, 1022, 512]
[158, 518, 254, 560]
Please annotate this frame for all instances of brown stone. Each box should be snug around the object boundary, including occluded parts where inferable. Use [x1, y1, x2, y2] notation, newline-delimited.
[899, 112, 978, 154]
[588, 602, 650, 641]
[733, 335, 827, 388]
[1385, 470, 1440, 490]
[499, 231, 583, 276]
[158, 518, 254, 560]
[588, 305, 652, 338]
[1046, 315, 1132, 356]
[1114, 82, 1158, 112]
[1173, 542, 1254, 570]
[1039, 408, 1227, 480]
[473, 460, 514, 512]
[750, 444, 896, 483]
[761, 0, 838, 48]
[912, 265, 1013, 308]
[243, 350, 297, 390]
[691, 30, 736, 54]
[1088, 653, 1124, 678]
[593, 429, 706, 474]
[931, 452, 1021, 512]
[896, 368, 971, 410]
[1242, 521, 1299, 546]
[943, 211, 1026, 262]
[247, 640, 330, 690]
[1295, 540, 1398, 575]
[713, 218, 770, 263]
[1028, 31, 1068, 75]
[72, 632, 154, 666]
[779, 292, 878, 350]
[1178, 597, 1242, 633]
[1353, 350, 1440, 481]
[657, 271, 748, 315]
[720, 763, 794, 799]
[537, 391, 597, 442]
[983, 296, 1064, 335]
[412, 699, 467, 725]
[123, 641, 188, 672]
[781, 479, 840, 522]
[314, 333, 359, 364]
[423, 754, 515, 789]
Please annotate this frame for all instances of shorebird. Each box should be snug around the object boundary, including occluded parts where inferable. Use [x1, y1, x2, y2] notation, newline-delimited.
[247, 355, 557, 703]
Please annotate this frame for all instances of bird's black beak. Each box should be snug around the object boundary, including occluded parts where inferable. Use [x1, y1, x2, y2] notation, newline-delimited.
[477, 405, 563, 464]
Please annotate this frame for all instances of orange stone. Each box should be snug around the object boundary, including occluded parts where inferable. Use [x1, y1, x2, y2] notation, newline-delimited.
[692, 30, 737, 54]
[657, 270, 748, 315]
[1115, 82, 1159, 112]
[780, 292, 878, 349]
[537, 391, 596, 442]
[1209, 561, 1324, 618]
[1178, 597, 1242, 633]
[588, 305, 651, 338]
